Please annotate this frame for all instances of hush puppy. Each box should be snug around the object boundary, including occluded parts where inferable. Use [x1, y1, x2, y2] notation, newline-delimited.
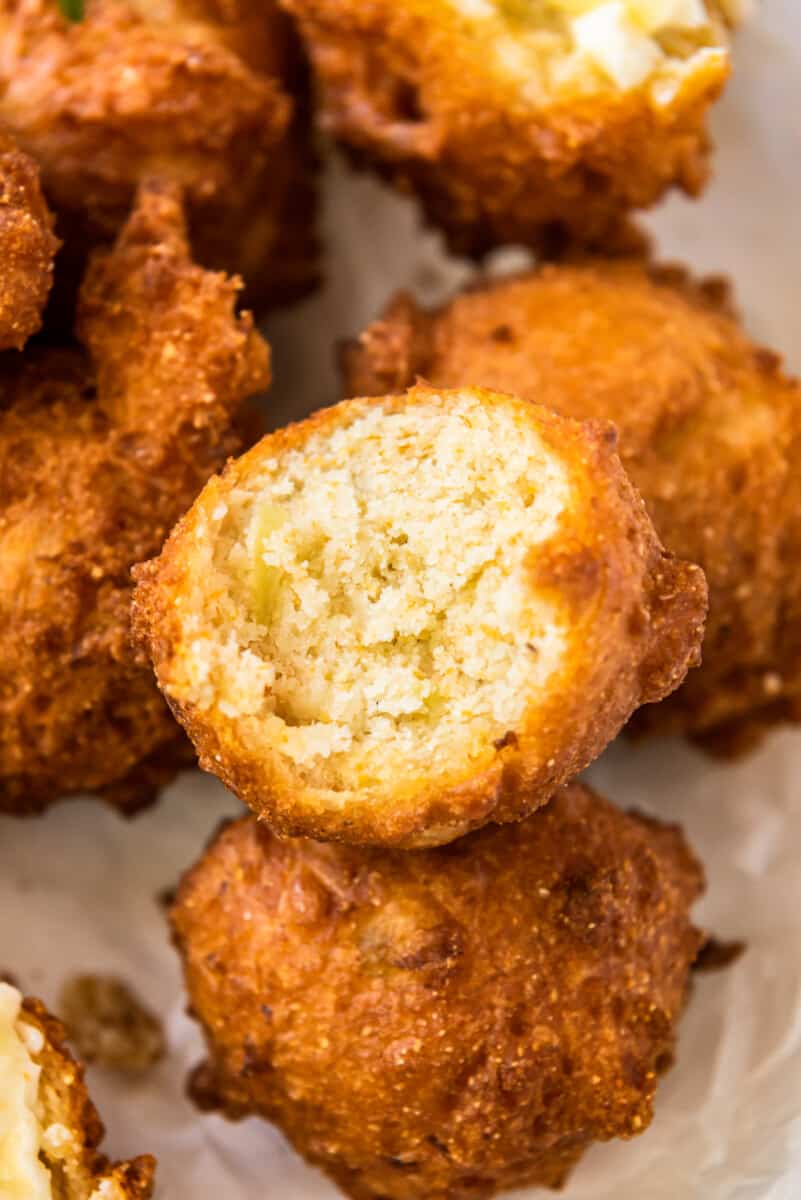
[0, 130, 58, 350]
[344, 260, 800, 754]
[0, 981, 155, 1199]
[0, 0, 318, 313]
[0, 179, 270, 816]
[134, 383, 706, 847]
[170, 783, 705, 1200]
[281, 0, 744, 255]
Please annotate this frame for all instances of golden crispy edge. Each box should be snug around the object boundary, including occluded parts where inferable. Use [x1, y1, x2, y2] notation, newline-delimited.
[0, 133, 59, 350]
[340, 258, 738, 397]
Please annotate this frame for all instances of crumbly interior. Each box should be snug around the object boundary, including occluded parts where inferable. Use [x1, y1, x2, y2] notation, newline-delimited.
[0, 983, 52, 1200]
[191, 393, 571, 792]
[451, 0, 740, 101]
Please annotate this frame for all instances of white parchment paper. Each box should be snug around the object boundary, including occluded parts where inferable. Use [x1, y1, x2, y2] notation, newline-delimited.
[2, 4, 801, 1196]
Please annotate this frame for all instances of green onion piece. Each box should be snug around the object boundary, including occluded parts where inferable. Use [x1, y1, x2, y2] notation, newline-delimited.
[59, 0, 85, 22]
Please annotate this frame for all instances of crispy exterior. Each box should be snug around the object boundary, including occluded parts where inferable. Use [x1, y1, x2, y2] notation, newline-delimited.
[0, 129, 58, 350]
[20, 997, 155, 1200]
[344, 261, 801, 754]
[281, 0, 728, 256]
[171, 783, 704, 1200]
[0, 0, 318, 315]
[133, 383, 706, 847]
[0, 179, 270, 816]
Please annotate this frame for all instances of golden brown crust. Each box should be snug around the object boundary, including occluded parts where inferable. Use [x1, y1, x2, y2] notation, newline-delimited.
[280, 0, 728, 255]
[344, 261, 801, 754]
[134, 383, 706, 847]
[0, 179, 270, 816]
[0, 0, 318, 316]
[20, 997, 156, 1200]
[170, 783, 704, 1200]
[0, 129, 58, 350]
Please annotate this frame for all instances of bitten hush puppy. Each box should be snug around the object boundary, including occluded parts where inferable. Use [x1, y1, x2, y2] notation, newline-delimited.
[0, 982, 155, 1199]
[134, 383, 706, 847]
[170, 784, 705, 1200]
[0, 180, 270, 816]
[0, 0, 318, 313]
[281, 0, 744, 255]
[344, 260, 801, 754]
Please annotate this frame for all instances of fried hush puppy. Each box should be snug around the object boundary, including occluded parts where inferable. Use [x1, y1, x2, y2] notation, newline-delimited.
[281, 0, 744, 256]
[0, 130, 58, 351]
[344, 260, 801, 755]
[0, 0, 318, 314]
[134, 383, 706, 847]
[0, 179, 270, 816]
[0, 982, 155, 1199]
[170, 783, 705, 1200]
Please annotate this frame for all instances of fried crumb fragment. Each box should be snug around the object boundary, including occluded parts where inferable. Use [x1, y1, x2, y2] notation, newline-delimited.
[693, 936, 746, 972]
[0, 130, 58, 350]
[59, 976, 165, 1074]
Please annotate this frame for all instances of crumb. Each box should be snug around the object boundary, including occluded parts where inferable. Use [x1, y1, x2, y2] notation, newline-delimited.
[156, 885, 177, 911]
[693, 936, 746, 972]
[59, 976, 165, 1073]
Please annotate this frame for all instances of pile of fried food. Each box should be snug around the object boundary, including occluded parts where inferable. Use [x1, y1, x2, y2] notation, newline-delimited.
[1, 1, 792, 1197]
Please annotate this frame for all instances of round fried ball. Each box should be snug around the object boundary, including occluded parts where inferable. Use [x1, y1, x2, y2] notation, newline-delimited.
[344, 259, 801, 755]
[281, 0, 741, 255]
[170, 783, 704, 1200]
[134, 383, 706, 847]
